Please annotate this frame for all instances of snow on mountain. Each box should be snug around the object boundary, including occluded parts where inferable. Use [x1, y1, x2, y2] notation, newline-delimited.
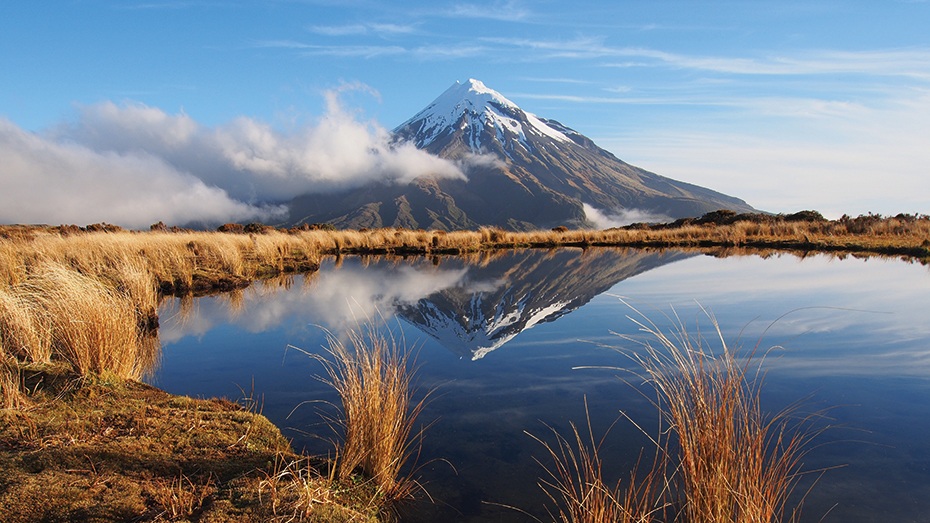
[395, 248, 696, 360]
[404, 290, 572, 361]
[396, 79, 571, 155]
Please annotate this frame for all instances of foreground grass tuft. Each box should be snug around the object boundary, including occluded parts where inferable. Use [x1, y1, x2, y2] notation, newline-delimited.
[619, 306, 823, 523]
[528, 399, 666, 523]
[311, 324, 431, 507]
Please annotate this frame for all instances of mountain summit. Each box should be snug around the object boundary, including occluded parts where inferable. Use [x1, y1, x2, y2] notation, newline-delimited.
[396, 78, 574, 155]
[286, 79, 754, 230]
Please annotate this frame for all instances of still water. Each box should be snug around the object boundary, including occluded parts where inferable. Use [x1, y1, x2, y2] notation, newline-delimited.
[148, 248, 930, 522]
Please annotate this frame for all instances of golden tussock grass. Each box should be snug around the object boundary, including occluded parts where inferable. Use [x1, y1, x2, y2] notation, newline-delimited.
[528, 399, 667, 523]
[617, 305, 823, 523]
[310, 324, 431, 505]
[10, 263, 156, 380]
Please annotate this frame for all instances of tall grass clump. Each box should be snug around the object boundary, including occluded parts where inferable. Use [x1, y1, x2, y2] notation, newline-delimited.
[20, 263, 154, 380]
[529, 401, 666, 523]
[620, 306, 820, 523]
[313, 324, 430, 503]
[0, 288, 51, 363]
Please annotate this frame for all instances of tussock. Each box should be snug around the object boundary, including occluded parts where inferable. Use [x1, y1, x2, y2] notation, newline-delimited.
[24, 263, 153, 380]
[312, 324, 430, 504]
[619, 305, 822, 523]
[528, 399, 666, 523]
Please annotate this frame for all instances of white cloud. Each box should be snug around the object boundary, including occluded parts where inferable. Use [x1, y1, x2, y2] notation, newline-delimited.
[486, 38, 930, 79]
[307, 23, 417, 36]
[0, 117, 280, 228]
[2, 84, 466, 227]
[582, 203, 671, 229]
[446, 0, 529, 21]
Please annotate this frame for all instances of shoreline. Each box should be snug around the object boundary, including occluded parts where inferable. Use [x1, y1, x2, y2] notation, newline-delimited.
[0, 362, 382, 522]
[3, 212, 929, 520]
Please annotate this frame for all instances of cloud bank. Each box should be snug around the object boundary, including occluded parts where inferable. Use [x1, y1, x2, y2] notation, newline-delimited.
[583, 203, 671, 229]
[1, 86, 465, 228]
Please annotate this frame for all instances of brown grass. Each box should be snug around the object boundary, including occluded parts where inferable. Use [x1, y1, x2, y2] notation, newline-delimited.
[150, 472, 216, 520]
[311, 324, 430, 505]
[1, 353, 24, 410]
[4, 263, 156, 380]
[619, 306, 822, 523]
[528, 399, 667, 523]
[257, 455, 381, 522]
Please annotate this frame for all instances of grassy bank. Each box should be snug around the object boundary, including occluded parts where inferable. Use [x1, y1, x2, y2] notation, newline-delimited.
[0, 362, 383, 522]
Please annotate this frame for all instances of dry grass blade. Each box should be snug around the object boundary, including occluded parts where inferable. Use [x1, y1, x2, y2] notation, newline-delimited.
[313, 323, 431, 505]
[1, 353, 24, 410]
[528, 398, 666, 523]
[1, 287, 51, 363]
[619, 304, 824, 523]
[256, 454, 380, 522]
[151, 472, 215, 520]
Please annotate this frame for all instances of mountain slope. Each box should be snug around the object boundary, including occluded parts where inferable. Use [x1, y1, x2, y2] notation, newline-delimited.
[286, 79, 755, 230]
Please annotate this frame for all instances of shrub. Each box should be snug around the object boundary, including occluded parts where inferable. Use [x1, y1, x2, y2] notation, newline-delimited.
[217, 223, 245, 233]
[244, 222, 268, 234]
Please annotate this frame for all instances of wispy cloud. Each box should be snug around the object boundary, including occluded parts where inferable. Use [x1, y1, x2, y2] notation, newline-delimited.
[299, 44, 407, 58]
[445, 0, 529, 21]
[291, 43, 488, 60]
[308, 24, 368, 36]
[252, 39, 314, 49]
[308, 22, 417, 36]
[520, 77, 593, 84]
[481, 36, 930, 79]
[512, 92, 714, 105]
[115, 1, 227, 9]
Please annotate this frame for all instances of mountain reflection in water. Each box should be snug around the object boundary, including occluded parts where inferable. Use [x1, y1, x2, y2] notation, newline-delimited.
[151, 248, 930, 523]
[160, 247, 693, 360]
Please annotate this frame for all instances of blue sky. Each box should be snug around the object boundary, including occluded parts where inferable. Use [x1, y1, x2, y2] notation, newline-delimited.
[2, 0, 929, 226]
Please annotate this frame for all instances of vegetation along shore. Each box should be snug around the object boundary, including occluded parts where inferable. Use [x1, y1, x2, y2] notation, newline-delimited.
[1, 209, 926, 521]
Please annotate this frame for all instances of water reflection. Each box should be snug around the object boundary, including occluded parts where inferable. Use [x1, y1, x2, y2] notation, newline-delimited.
[160, 248, 693, 359]
[149, 248, 930, 523]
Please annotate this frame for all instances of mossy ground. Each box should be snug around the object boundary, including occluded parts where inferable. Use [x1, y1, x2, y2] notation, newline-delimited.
[0, 363, 381, 522]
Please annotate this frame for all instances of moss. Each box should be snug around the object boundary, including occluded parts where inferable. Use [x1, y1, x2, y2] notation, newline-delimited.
[0, 363, 382, 522]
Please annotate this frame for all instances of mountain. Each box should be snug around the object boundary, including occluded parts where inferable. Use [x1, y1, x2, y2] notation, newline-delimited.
[396, 248, 694, 359]
[286, 79, 755, 230]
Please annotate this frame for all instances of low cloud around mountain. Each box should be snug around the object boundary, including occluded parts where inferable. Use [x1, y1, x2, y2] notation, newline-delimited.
[0, 84, 465, 228]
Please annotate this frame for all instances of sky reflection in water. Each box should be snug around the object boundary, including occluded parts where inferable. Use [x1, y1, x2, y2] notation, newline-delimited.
[150, 249, 930, 522]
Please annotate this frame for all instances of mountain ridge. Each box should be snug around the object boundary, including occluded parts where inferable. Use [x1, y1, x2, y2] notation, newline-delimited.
[286, 79, 755, 230]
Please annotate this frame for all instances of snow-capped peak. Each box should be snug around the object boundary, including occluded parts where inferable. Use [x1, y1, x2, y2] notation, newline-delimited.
[396, 79, 572, 152]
